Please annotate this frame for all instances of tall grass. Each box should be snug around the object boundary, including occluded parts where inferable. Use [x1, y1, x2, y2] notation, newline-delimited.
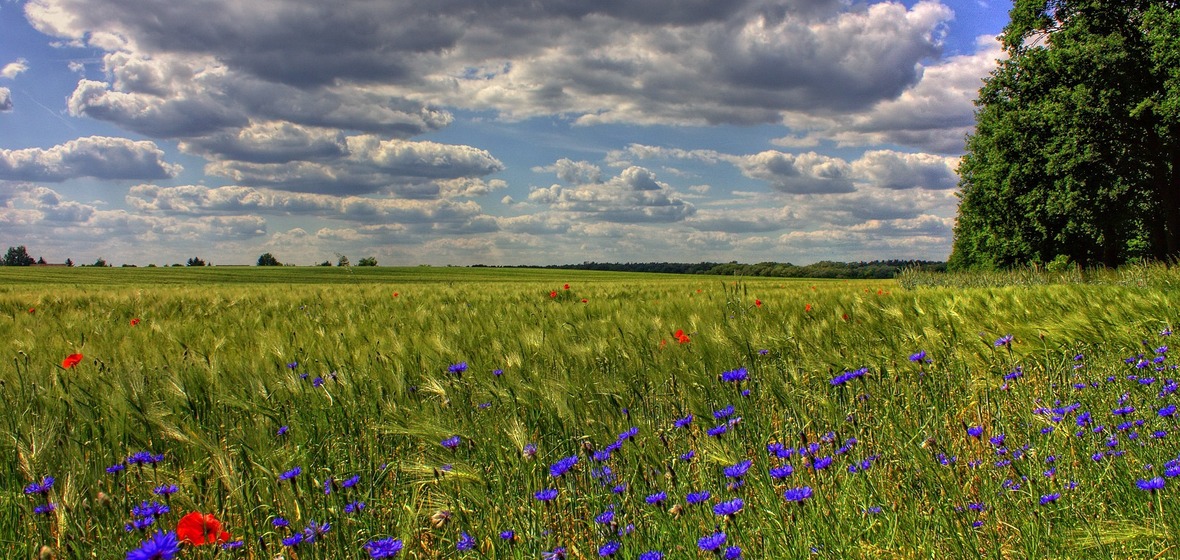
[1, 268, 1177, 558]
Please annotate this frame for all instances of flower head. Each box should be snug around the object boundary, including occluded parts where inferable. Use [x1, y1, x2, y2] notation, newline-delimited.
[457, 531, 475, 551]
[278, 466, 302, 482]
[176, 512, 231, 545]
[713, 498, 743, 517]
[783, 486, 813, 503]
[61, 353, 83, 369]
[365, 537, 404, 558]
[698, 532, 726, 552]
[534, 488, 558, 502]
[126, 530, 180, 560]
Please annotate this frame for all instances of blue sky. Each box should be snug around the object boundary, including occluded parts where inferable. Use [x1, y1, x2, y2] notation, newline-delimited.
[1, 0, 1011, 266]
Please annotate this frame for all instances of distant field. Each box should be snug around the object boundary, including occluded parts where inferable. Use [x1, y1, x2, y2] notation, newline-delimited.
[2, 267, 1178, 558]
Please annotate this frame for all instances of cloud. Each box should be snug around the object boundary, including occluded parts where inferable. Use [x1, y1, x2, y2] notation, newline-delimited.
[178, 121, 347, 163]
[0, 136, 182, 181]
[778, 35, 1005, 154]
[125, 184, 496, 233]
[527, 165, 695, 223]
[203, 136, 504, 196]
[2, 59, 29, 79]
[533, 158, 603, 185]
[0, 88, 11, 112]
[30, 0, 954, 128]
[734, 150, 854, 194]
[850, 150, 959, 190]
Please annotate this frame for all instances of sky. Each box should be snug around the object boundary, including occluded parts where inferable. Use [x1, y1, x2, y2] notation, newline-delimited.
[0, 0, 1012, 266]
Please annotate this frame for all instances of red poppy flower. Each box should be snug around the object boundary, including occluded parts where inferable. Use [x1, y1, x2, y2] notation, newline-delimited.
[804, 304, 812, 312]
[176, 512, 231, 545]
[61, 353, 83, 369]
[130, 318, 141, 326]
[28, 308, 35, 314]
[550, 291, 558, 298]
[581, 298, 588, 303]
[754, 299, 762, 308]
[563, 283, 570, 290]
[393, 292, 399, 297]
[673, 329, 690, 344]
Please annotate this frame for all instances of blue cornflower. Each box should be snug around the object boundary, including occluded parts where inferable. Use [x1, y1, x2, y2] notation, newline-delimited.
[448, 362, 468, 376]
[24, 476, 54, 495]
[680, 450, 696, 461]
[493, 368, 504, 377]
[152, 484, 178, 496]
[686, 490, 711, 505]
[279, 466, 302, 482]
[698, 532, 726, 552]
[909, 351, 927, 362]
[522, 443, 538, 459]
[1137, 477, 1166, 492]
[302, 520, 330, 543]
[312, 376, 324, 387]
[810, 456, 833, 471]
[966, 425, 984, 438]
[595, 507, 615, 525]
[222, 540, 244, 550]
[342, 474, 361, 488]
[724, 546, 742, 559]
[770, 464, 795, 479]
[33, 503, 56, 515]
[126, 530, 179, 560]
[131, 501, 169, 518]
[550, 455, 579, 477]
[345, 501, 365, 514]
[720, 367, 748, 383]
[1039, 493, 1060, 505]
[365, 537, 404, 558]
[618, 427, 639, 441]
[107, 463, 126, 474]
[783, 486, 813, 503]
[500, 530, 516, 541]
[542, 547, 567, 559]
[456, 531, 475, 551]
[724, 460, 752, 478]
[1160, 404, 1177, 418]
[598, 540, 621, 557]
[534, 488, 558, 502]
[713, 405, 735, 419]
[713, 498, 743, 517]
[994, 335, 1013, 347]
[707, 424, 728, 437]
[441, 435, 461, 449]
[645, 492, 667, 505]
[282, 533, 304, 547]
[673, 414, 693, 429]
[612, 483, 627, 494]
[287, 361, 298, 370]
[277, 425, 289, 436]
[639, 552, 663, 560]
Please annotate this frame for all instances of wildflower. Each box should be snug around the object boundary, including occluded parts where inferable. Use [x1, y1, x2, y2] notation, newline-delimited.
[365, 537, 404, 559]
[448, 362, 468, 375]
[126, 530, 180, 560]
[1160, 404, 1177, 418]
[966, 425, 984, 438]
[713, 405, 735, 419]
[639, 552, 663, 560]
[1039, 493, 1060, 505]
[344, 501, 365, 514]
[783, 486, 813, 503]
[130, 318, 141, 326]
[810, 456, 833, 471]
[645, 492, 667, 505]
[24, 476, 54, 495]
[673, 414, 693, 429]
[770, 464, 794, 479]
[754, 299, 762, 308]
[33, 503, 56, 515]
[493, 368, 504, 377]
[679, 450, 695, 461]
[674, 329, 690, 344]
[550, 291, 558, 298]
[720, 367, 748, 383]
[61, 353, 83, 369]
[441, 436, 461, 450]
[994, 334, 1013, 347]
[707, 424, 728, 437]
[698, 532, 726, 552]
[176, 512, 231, 545]
[542, 547, 567, 559]
[457, 531, 475, 551]
[598, 541, 621, 557]
[724, 460, 752, 479]
[107, 463, 126, 474]
[713, 498, 743, 517]
[276, 425, 289, 436]
[282, 533, 304, 547]
[1137, 477, 1166, 492]
[909, 351, 927, 362]
[550, 456, 579, 478]
[534, 488, 558, 502]
[221, 541, 244, 550]
[595, 507, 615, 525]
[500, 530, 516, 541]
[686, 490, 711, 505]
[342, 474, 361, 488]
[522, 443, 537, 459]
[287, 362, 298, 370]
[278, 466, 302, 482]
[724, 546, 742, 559]
[152, 484, 178, 496]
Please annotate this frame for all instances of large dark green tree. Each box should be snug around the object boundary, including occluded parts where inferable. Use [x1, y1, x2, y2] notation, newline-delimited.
[951, 0, 1180, 269]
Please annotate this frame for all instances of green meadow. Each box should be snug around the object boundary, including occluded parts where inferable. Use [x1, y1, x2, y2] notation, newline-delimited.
[1, 266, 1178, 559]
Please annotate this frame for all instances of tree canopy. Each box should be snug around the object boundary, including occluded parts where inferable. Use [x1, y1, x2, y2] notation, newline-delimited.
[951, 0, 1180, 269]
[3, 246, 36, 266]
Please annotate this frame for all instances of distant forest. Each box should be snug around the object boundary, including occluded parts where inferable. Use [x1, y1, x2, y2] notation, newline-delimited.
[474, 260, 947, 279]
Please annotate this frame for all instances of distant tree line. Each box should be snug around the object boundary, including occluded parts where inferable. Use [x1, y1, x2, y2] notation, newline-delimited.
[472, 260, 946, 279]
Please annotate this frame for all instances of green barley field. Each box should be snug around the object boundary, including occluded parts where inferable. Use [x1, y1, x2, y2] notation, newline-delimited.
[2, 266, 1178, 559]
